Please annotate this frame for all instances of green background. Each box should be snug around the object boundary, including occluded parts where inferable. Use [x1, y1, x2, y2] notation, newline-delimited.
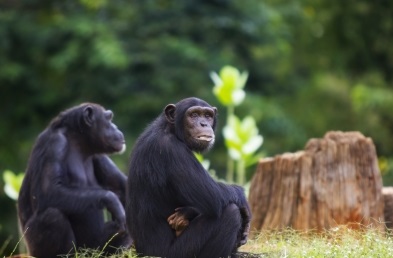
[1, 0, 393, 254]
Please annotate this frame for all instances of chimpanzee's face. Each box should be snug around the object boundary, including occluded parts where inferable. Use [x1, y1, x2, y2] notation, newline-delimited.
[183, 106, 216, 153]
[84, 105, 126, 154]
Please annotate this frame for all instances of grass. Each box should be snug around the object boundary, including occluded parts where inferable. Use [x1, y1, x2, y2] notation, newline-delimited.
[240, 226, 393, 257]
[4, 226, 393, 257]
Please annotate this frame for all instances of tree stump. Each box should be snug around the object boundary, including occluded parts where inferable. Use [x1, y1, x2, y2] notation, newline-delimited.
[249, 131, 384, 232]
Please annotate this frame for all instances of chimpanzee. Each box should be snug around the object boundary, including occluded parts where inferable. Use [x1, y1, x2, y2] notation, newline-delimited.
[18, 103, 132, 258]
[126, 97, 251, 258]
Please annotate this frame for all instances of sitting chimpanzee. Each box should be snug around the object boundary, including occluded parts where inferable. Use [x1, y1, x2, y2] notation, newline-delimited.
[18, 103, 132, 258]
[126, 97, 251, 258]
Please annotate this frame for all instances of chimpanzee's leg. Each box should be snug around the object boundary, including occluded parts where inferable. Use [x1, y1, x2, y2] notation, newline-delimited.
[70, 209, 132, 255]
[197, 203, 242, 258]
[24, 208, 76, 258]
[100, 221, 133, 254]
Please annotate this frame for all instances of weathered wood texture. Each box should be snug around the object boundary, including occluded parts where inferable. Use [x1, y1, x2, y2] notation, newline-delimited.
[249, 131, 384, 232]
[383, 187, 393, 229]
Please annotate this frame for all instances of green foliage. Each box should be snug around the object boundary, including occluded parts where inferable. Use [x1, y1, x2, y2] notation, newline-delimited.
[211, 66, 263, 185]
[1, 0, 393, 252]
[378, 157, 393, 186]
[351, 83, 393, 112]
[210, 66, 248, 107]
[223, 115, 263, 166]
[2, 170, 24, 201]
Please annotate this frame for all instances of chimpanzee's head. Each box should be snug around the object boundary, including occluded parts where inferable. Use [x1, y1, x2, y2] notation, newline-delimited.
[164, 97, 217, 153]
[53, 103, 126, 155]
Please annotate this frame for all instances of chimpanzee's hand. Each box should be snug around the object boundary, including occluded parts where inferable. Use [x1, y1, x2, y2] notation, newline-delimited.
[114, 208, 126, 233]
[167, 207, 199, 237]
[168, 210, 189, 237]
[103, 191, 126, 232]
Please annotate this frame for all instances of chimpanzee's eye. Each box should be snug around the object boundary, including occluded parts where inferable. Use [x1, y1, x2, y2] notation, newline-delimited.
[205, 113, 213, 119]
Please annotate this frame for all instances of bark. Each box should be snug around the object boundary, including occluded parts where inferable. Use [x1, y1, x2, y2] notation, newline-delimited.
[249, 131, 384, 232]
[383, 187, 393, 229]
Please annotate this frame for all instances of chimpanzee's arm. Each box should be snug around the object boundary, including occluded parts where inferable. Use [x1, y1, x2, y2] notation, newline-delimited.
[169, 161, 225, 218]
[42, 162, 126, 230]
[93, 155, 127, 205]
[218, 183, 251, 246]
[218, 183, 250, 210]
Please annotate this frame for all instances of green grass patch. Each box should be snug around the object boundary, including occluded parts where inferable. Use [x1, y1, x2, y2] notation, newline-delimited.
[5, 226, 393, 257]
[59, 247, 139, 258]
[240, 226, 393, 257]
[75, 227, 393, 257]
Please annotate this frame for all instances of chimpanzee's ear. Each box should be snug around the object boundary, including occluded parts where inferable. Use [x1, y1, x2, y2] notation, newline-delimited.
[164, 104, 176, 124]
[212, 107, 218, 129]
[212, 107, 218, 115]
[83, 106, 95, 127]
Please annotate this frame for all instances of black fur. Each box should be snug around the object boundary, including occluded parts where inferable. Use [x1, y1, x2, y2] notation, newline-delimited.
[126, 97, 251, 258]
[18, 103, 132, 258]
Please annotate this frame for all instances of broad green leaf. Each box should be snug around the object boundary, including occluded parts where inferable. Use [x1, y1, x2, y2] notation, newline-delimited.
[232, 90, 246, 106]
[245, 151, 265, 167]
[3, 170, 24, 201]
[228, 148, 242, 160]
[223, 114, 263, 162]
[211, 66, 248, 106]
[210, 72, 222, 88]
[220, 66, 239, 89]
[241, 116, 257, 133]
[242, 135, 263, 155]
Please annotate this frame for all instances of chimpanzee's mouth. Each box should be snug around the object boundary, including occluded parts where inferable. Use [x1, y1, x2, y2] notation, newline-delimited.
[196, 135, 214, 142]
[116, 142, 127, 154]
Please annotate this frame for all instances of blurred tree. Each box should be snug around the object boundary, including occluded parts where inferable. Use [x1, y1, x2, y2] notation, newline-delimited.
[0, 0, 286, 183]
[298, 0, 393, 81]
